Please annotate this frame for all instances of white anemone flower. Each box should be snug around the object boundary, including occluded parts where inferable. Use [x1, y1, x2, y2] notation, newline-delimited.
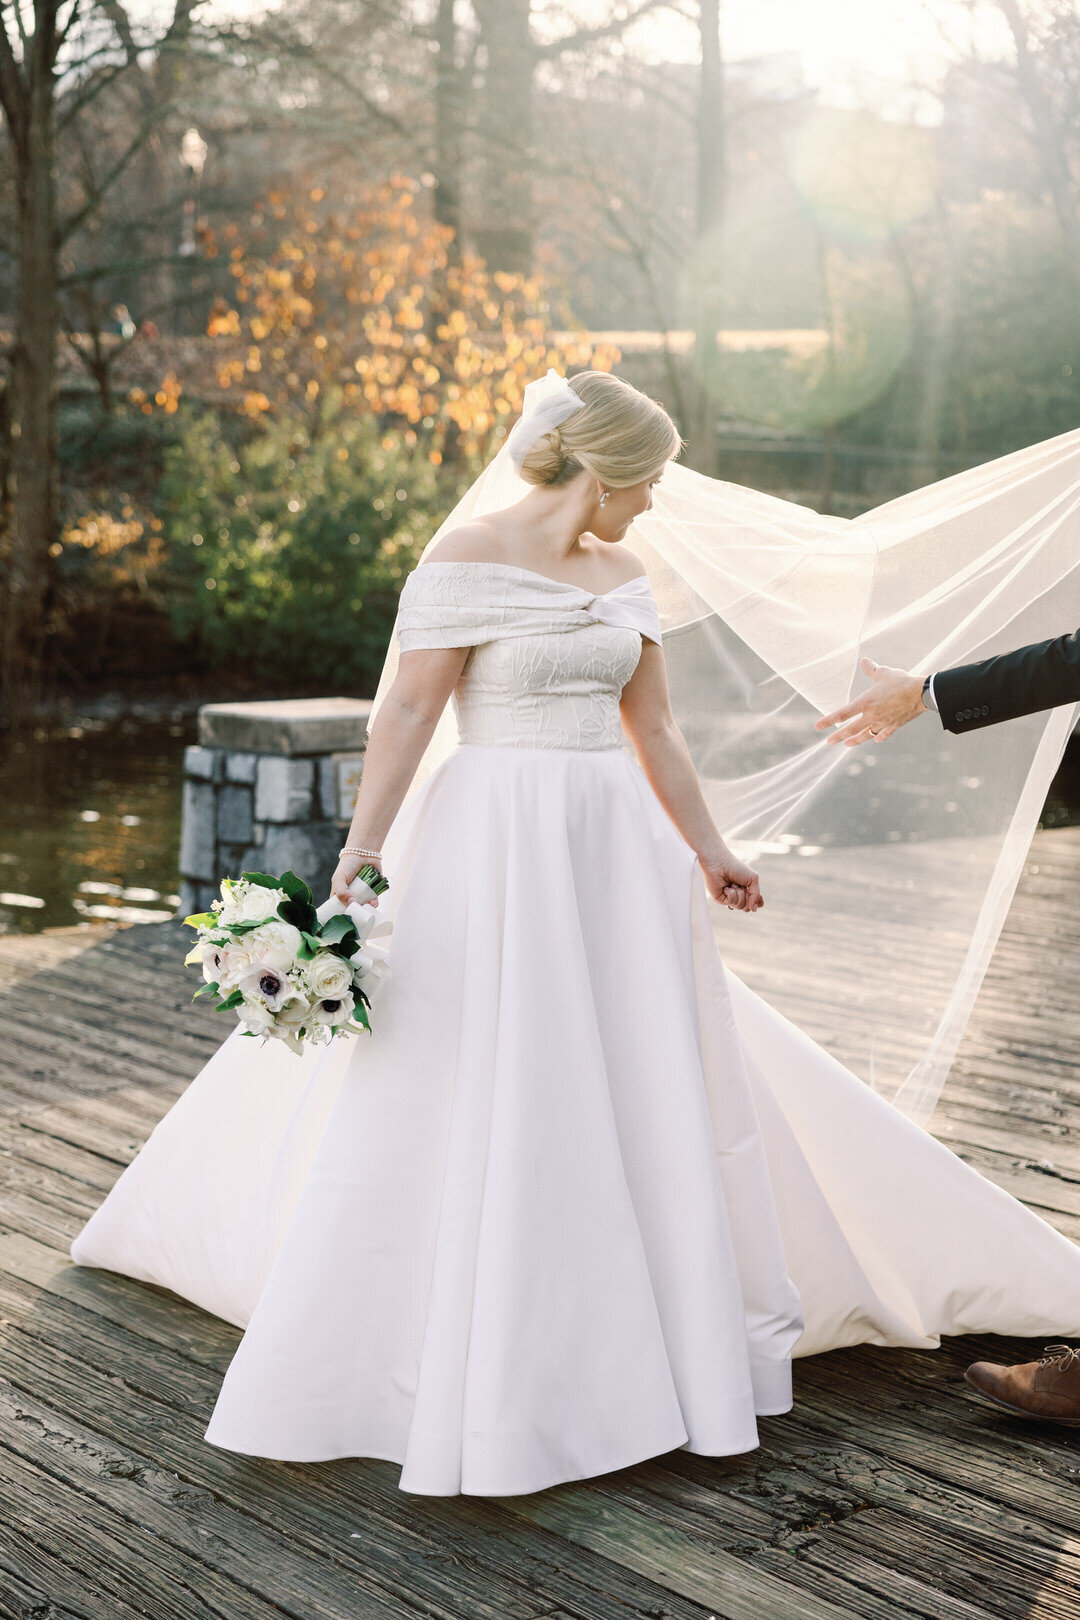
[200, 940, 231, 984]
[237, 962, 296, 1014]
[312, 989, 355, 1028]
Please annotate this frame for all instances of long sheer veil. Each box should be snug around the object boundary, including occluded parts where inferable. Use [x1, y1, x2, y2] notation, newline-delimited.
[371, 368, 1080, 1125]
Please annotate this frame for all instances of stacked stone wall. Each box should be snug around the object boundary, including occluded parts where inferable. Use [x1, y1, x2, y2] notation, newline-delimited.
[176, 699, 370, 915]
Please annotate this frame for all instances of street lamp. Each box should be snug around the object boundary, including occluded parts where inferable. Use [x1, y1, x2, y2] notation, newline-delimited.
[178, 126, 209, 257]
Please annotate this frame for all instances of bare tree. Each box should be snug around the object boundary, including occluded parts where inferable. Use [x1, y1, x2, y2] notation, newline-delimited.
[687, 0, 723, 474]
[433, 0, 467, 254]
[469, 0, 673, 275]
[0, 0, 70, 723]
[991, 0, 1080, 304]
[0, 0, 209, 721]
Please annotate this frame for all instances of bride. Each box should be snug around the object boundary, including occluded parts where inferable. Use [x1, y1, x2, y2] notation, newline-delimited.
[69, 367, 1080, 1497]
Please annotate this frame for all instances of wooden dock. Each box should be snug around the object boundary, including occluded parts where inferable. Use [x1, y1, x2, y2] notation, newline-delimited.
[2, 833, 1080, 1619]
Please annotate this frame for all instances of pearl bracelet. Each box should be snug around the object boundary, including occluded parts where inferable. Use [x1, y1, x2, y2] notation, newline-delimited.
[339, 844, 382, 861]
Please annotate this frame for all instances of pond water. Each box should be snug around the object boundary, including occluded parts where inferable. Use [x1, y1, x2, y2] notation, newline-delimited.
[0, 715, 196, 936]
[2, 713, 1078, 938]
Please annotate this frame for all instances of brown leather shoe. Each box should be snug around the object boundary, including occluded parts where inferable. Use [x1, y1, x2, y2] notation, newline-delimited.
[964, 1344, 1080, 1423]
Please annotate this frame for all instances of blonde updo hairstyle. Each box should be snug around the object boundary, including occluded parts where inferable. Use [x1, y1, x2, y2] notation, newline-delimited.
[516, 370, 683, 490]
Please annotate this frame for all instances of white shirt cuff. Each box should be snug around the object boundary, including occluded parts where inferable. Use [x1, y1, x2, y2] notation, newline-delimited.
[925, 673, 939, 713]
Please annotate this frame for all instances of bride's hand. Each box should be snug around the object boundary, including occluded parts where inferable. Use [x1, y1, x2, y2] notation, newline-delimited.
[330, 854, 382, 907]
[699, 850, 764, 913]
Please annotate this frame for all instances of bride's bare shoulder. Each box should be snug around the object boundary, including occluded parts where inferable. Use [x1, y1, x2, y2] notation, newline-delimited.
[606, 543, 648, 584]
[423, 520, 507, 566]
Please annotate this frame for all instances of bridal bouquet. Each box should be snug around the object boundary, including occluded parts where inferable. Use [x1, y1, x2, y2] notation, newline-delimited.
[182, 867, 390, 1054]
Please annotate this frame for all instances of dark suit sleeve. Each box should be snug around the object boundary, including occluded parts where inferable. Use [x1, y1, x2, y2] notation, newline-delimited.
[933, 629, 1080, 734]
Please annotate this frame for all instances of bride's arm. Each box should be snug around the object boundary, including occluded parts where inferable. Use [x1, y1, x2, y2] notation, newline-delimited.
[620, 642, 763, 912]
[330, 646, 469, 903]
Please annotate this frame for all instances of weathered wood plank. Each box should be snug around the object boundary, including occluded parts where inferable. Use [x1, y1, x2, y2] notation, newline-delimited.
[0, 1184, 85, 1249]
[784, 1353, 1080, 1535]
[0, 1143, 102, 1218]
[496, 1480, 864, 1620]
[2, 827, 1080, 1618]
[819, 1503, 1080, 1620]
[0, 1282, 719, 1620]
[0, 1119, 130, 1193]
[0, 1231, 241, 1369]
[0, 1519, 153, 1620]
[0, 1382, 431, 1620]
[686, 1413, 1080, 1569]
[0, 1435, 296, 1620]
[7, 1102, 154, 1166]
[752, 1541, 1003, 1620]
[0, 921, 124, 987]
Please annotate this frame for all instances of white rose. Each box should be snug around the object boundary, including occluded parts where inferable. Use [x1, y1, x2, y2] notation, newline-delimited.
[217, 940, 257, 987]
[233, 883, 285, 925]
[217, 938, 268, 988]
[306, 952, 353, 1001]
[245, 919, 304, 962]
[218, 922, 299, 988]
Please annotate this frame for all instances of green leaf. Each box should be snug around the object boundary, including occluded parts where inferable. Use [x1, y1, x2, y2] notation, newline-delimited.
[297, 932, 321, 961]
[318, 913, 355, 946]
[239, 871, 283, 890]
[349, 1002, 371, 1032]
[217, 988, 244, 1011]
[182, 911, 216, 930]
[278, 895, 317, 934]
[319, 916, 360, 958]
[193, 981, 219, 999]
[279, 869, 315, 907]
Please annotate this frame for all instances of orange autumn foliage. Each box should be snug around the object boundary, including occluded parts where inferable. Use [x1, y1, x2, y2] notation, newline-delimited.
[203, 175, 620, 460]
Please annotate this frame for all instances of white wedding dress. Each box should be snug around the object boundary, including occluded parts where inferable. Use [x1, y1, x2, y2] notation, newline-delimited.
[70, 559, 1080, 1497]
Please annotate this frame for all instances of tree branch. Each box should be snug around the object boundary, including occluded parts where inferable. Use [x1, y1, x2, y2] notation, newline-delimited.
[12, 0, 29, 57]
[95, 0, 137, 65]
[57, 51, 139, 128]
[59, 112, 163, 242]
[0, 8, 28, 144]
[54, 0, 84, 61]
[532, 0, 674, 60]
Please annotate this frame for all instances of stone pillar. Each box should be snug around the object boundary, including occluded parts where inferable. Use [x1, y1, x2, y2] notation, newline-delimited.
[175, 698, 371, 917]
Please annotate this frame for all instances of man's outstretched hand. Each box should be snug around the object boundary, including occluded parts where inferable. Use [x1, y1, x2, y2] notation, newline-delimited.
[814, 658, 927, 746]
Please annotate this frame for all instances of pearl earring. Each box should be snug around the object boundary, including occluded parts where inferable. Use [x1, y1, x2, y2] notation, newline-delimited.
[599, 490, 610, 507]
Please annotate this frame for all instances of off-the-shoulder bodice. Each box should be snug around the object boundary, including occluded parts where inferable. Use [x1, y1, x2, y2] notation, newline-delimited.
[395, 560, 661, 751]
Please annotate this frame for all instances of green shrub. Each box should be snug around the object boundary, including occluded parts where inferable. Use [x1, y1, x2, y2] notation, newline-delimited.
[158, 401, 470, 691]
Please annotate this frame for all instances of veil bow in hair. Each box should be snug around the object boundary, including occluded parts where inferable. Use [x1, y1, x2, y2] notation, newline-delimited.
[370, 367, 1080, 1125]
[505, 366, 585, 471]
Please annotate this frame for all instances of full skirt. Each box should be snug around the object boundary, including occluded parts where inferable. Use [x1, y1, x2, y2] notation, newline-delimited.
[69, 743, 1080, 1495]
